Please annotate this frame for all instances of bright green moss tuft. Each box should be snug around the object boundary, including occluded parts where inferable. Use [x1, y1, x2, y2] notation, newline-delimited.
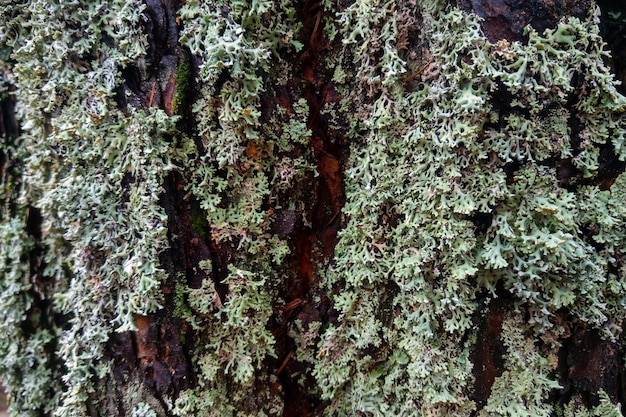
[172, 52, 192, 114]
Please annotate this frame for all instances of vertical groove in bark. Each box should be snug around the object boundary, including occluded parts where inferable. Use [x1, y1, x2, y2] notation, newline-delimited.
[100, 0, 195, 409]
[471, 297, 508, 411]
[557, 326, 623, 407]
[104, 0, 350, 413]
[270, 1, 347, 414]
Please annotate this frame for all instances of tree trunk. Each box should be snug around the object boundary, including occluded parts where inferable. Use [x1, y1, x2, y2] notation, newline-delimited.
[1, 0, 626, 416]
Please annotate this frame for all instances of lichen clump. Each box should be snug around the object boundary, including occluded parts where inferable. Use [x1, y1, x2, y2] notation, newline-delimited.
[0, 0, 626, 416]
[312, 3, 626, 416]
[1, 0, 175, 415]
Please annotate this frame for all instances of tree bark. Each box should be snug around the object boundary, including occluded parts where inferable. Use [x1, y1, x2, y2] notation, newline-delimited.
[1, 0, 626, 416]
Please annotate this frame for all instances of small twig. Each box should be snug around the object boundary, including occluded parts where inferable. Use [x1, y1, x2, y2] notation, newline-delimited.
[148, 81, 157, 107]
[325, 210, 341, 227]
[310, 10, 322, 47]
[285, 298, 303, 311]
[275, 351, 294, 375]
[402, 60, 433, 84]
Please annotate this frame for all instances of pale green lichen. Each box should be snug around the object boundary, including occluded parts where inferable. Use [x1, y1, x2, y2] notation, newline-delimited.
[560, 390, 624, 417]
[2, 0, 626, 416]
[478, 313, 560, 417]
[172, 0, 310, 415]
[1, 0, 176, 415]
[0, 218, 60, 416]
[313, 2, 626, 416]
[131, 403, 158, 417]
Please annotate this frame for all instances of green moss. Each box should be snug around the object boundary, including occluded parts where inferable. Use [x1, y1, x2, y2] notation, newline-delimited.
[172, 51, 192, 114]
[189, 204, 209, 242]
[173, 282, 195, 331]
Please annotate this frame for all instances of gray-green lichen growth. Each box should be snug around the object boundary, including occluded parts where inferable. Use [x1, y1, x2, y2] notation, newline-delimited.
[312, 2, 626, 416]
[1, 0, 626, 416]
[1, 0, 175, 415]
[172, 0, 308, 415]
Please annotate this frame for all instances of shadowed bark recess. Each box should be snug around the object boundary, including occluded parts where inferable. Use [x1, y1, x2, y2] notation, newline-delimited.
[557, 326, 624, 406]
[597, 1, 626, 94]
[452, 0, 594, 41]
[268, 1, 346, 415]
[471, 297, 508, 410]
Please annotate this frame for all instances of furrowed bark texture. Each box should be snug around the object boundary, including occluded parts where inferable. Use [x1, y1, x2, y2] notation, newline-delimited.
[1, 0, 626, 416]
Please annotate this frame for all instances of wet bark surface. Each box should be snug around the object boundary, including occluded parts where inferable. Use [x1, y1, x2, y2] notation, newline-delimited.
[557, 326, 624, 406]
[453, 0, 595, 42]
[471, 296, 508, 409]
